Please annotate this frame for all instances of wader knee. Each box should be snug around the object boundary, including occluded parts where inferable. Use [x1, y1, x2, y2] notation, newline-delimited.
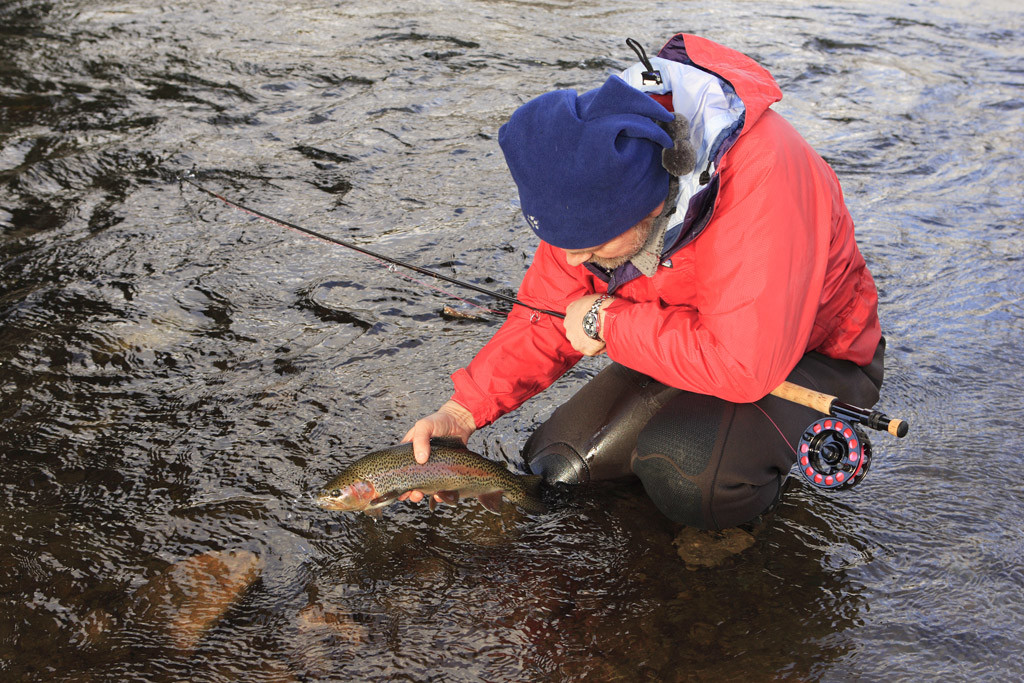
[630, 342, 885, 529]
[522, 363, 679, 484]
[630, 394, 793, 529]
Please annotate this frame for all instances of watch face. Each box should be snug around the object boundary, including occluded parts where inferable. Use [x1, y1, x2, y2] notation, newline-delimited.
[583, 311, 599, 339]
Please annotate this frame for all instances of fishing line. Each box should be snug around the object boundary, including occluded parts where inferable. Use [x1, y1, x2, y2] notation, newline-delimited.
[179, 172, 565, 320]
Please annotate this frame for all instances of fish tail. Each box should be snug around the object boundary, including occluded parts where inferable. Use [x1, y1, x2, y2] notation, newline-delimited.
[522, 474, 543, 497]
[517, 475, 547, 514]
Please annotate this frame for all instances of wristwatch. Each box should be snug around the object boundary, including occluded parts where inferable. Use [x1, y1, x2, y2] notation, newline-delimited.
[582, 295, 610, 340]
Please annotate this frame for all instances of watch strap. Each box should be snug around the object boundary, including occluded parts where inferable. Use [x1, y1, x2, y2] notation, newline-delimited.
[583, 295, 610, 340]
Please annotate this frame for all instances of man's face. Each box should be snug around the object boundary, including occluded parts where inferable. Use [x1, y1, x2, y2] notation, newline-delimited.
[561, 202, 663, 269]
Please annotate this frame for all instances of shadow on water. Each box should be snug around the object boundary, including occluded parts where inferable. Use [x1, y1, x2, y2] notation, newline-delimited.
[2, 0, 1023, 680]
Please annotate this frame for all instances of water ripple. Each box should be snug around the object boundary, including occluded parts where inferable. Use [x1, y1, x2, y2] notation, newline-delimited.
[1, 0, 1023, 680]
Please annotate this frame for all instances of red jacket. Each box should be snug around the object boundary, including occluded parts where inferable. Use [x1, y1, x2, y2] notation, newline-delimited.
[451, 34, 881, 428]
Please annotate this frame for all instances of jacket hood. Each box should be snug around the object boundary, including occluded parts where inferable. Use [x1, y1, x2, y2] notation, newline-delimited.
[622, 34, 782, 226]
[587, 34, 782, 290]
[662, 33, 782, 136]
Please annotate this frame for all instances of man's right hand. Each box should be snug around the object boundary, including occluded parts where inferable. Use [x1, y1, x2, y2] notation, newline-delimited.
[399, 400, 477, 503]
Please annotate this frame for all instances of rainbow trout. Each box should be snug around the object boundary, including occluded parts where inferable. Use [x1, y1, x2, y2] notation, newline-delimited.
[316, 438, 545, 516]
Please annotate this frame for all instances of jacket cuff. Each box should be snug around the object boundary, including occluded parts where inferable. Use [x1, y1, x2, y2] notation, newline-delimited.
[450, 368, 501, 429]
[600, 296, 627, 346]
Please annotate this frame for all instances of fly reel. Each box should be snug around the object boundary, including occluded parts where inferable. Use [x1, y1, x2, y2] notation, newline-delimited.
[796, 417, 872, 490]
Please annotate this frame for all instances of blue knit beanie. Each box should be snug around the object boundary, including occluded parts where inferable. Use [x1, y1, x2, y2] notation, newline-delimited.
[498, 75, 675, 249]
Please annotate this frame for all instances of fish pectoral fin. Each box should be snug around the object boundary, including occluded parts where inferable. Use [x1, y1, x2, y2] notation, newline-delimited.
[428, 497, 437, 512]
[369, 491, 402, 507]
[476, 491, 504, 514]
[436, 490, 460, 506]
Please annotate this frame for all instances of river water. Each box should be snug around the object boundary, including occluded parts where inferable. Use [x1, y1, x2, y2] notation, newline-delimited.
[1, 0, 1022, 680]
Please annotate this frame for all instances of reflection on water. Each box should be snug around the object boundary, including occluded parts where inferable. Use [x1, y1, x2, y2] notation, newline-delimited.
[1, 0, 1022, 680]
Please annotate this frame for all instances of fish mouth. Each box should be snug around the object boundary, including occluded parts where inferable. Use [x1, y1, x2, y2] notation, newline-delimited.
[315, 497, 345, 510]
[315, 495, 364, 511]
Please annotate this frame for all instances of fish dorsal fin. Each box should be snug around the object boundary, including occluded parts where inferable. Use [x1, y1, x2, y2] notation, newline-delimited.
[477, 491, 504, 514]
[428, 436, 467, 450]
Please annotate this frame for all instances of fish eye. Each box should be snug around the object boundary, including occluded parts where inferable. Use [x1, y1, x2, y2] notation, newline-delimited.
[331, 489, 341, 498]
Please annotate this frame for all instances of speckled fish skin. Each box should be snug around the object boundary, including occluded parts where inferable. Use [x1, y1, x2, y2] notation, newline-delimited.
[316, 438, 545, 515]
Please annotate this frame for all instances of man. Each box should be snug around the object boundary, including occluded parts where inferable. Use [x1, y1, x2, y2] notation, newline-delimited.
[402, 33, 884, 529]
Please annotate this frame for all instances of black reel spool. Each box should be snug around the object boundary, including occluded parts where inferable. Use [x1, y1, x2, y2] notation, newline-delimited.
[797, 418, 872, 489]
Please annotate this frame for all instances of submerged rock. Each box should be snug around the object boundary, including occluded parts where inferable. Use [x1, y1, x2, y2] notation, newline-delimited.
[131, 549, 264, 651]
[672, 527, 757, 569]
[296, 603, 369, 644]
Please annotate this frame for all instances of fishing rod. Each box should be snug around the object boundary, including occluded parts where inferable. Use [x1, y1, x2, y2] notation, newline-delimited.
[179, 173, 564, 319]
[181, 173, 908, 490]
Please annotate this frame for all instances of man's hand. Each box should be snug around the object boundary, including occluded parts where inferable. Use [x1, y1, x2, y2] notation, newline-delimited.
[399, 400, 476, 503]
[564, 293, 612, 356]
